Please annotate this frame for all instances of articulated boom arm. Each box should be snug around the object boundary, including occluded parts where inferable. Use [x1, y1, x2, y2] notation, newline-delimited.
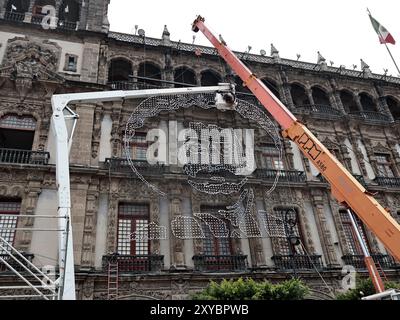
[192, 16, 400, 261]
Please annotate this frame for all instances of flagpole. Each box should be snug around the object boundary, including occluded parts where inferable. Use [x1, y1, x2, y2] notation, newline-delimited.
[383, 42, 400, 76]
[368, 8, 400, 76]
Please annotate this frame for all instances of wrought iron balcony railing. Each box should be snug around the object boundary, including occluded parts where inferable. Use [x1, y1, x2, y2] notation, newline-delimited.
[102, 254, 164, 273]
[374, 176, 400, 188]
[349, 111, 392, 124]
[4, 11, 25, 22]
[318, 173, 367, 187]
[30, 15, 44, 25]
[0, 253, 35, 272]
[108, 81, 163, 90]
[57, 20, 78, 31]
[193, 255, 248, 272]
[254, 169, 306, 183]
[105, 158, 165, 175]
[342, 254, 398, 270]
[0, 148, 50, 165]
[296, 104, 343, 119]
[353, 175, 367, 187]
[272, 254, 324, 270]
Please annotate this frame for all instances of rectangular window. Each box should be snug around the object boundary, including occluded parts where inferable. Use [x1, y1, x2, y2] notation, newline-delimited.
[129, 133, 148, 161]
[117, 203, 149, 255]
[200, 206, 232, 256]
[339, 210, 370, 255]
[260, 144, 284, 170]
[64, 54, 78, 72]
[267, 208, 304, 255]
[0, 201, 20, 254]
[375, 153, 395, 178]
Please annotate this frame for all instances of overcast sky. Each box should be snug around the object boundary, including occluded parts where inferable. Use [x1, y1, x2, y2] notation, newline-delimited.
[108, 0, 400, 77]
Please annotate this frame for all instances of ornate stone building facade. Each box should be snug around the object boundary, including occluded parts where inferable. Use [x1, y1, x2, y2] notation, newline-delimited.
[0, 0, 400, 300]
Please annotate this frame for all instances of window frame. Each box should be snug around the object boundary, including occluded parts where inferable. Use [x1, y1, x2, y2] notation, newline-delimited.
[117, 203, 150, 256]
[200, 205, 233, 256]
[0, 200, 21, 254]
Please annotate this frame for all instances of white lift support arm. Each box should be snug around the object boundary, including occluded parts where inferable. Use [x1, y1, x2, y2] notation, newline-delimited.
[50, 84, 234, 300]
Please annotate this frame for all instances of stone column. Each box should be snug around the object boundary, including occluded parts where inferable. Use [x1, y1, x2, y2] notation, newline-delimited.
[374, 84, 394, 121]
[306, 89, 315, 106]
[354, 93, 363, 112]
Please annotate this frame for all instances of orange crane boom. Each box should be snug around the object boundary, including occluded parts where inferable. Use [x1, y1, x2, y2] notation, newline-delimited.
[192, 16, 400, 271]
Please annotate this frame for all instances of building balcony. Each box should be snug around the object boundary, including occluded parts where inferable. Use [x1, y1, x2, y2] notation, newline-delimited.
[0, 253, 35, 272]
[105, 158, 165, 176]
[3, 11, 25, 22]
[0, 148, 50, 165]
[254, 169, 306, 183]
[272, 254, 324, 270]
[193, 255, 248, 272]
[342, 254, 398, 270]
[296, 104, 344, 119]
[374, 176, 400, 188]
[349, 111, 392, 124]
[102, 254, 164, 273]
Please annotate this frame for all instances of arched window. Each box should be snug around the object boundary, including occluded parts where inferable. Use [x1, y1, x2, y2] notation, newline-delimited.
[108, 58, 133, 83]
[262, 78, 280, 99]
[386, 96, 400, 120]
[58, 0, 80, 25]
[0, 114, 36, 150]
[5, 0, 29, 21]
[200, 70, 221, 86]
[174, 67, 196, 87]
[290, 84, 309, 107]
[359, 93, 377, 112]
[137, 62, 162, 88]
[312, 87, 330, 106]
[340, 90, 358, 113]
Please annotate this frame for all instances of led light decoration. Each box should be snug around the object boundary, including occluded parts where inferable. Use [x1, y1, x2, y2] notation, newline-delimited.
[171, 216, 205, 239]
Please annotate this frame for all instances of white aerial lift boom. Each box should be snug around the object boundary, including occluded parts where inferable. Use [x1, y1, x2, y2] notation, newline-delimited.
[50, 84, 234, 300]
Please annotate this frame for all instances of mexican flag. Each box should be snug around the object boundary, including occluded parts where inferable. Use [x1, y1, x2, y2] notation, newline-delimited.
[369, 14, 396, 45]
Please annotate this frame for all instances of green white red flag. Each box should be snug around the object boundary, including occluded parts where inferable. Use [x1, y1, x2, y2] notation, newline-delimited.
[369, 13, 396, 45]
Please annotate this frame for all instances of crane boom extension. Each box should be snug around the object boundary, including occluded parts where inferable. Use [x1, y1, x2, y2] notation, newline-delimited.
[192, 16, 400, 262]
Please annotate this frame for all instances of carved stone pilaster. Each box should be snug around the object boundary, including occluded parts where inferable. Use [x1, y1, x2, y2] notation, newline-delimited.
[81, 184, 99, 268]
[150, 199, 161, 254]
[80, 277, 95, 300]
[110, 103, 122, 157]
[106, 179, 119, 253]
[283, 140, 295, 170]
[191, 193, 202, 255]
[91, 104, 104, 160]
[337, 135, 352, 171]
[310, 190, 339, 267]
[170, 198, 186, 268]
